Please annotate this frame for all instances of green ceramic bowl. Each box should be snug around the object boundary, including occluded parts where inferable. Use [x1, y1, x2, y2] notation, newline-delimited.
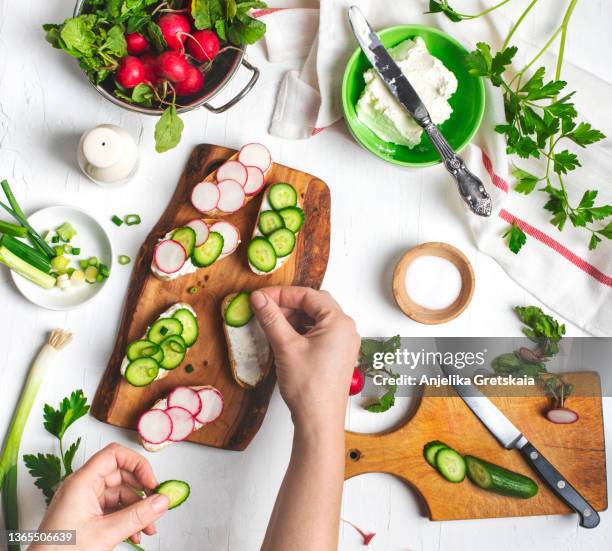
[341, 25, 485, 167]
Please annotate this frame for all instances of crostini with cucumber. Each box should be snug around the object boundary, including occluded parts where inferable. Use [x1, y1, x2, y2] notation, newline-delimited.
[191, 143, 271, 215]
[138, 385, 224, 451]
[121, 303, 198, 386]
[222, 291, 273, 388]
[152, 219, 240, 280]
[247, 182, 305, 275]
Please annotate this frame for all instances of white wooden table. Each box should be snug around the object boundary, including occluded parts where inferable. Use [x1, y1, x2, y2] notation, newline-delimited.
[1, 1, 610, 549]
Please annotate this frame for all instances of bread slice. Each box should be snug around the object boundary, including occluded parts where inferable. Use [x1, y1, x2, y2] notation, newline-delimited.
[221, 293, 273, 389]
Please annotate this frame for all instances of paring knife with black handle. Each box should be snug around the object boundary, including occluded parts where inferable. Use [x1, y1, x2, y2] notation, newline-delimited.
[347, 6, 492, 217]
[436, 354, 600, 528]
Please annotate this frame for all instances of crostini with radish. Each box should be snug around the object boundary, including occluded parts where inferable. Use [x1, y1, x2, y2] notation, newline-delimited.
[151, 219, 240, 280]
[138, 385, 224, 452]
[222, 292, 273, 389]
[190, 143, 270, 216]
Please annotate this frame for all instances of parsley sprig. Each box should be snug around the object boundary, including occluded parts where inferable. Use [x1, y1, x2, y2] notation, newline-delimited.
[430, 0, 611, 252]
[359, 336, 401, 413]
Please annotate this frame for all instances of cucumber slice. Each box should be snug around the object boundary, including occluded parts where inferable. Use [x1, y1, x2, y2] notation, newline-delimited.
[465, 455, 538, 498]
[258, 210, 285, 235]
[277, 207, 304, 233]
[268, 183, 297, 210]
[172, 308, 198, 347]
[267, 228, 296, 258]
[423, 440, 449, 468]
[191, 231, 223, 267]
[127, 339, 163, 363]
[247, 237, 277, 273]
[155, 480, 190, 509]
[159, 335, 186, 370]
[171, 227, 197, 257]
[435, 448, 466, 483]
[224, 292, 253, 327]
[124, 358, 160, 386]
[148, 318, 183, 344]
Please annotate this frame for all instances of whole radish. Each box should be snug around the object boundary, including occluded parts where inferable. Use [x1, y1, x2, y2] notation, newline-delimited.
[157, 51, 190, 83]
[187, 30, 220, 62]
[141, 53, 160, 85]
[157, 13, 191, 51]
[126, 32, 149, 55]
[116, 56, 146, 88]
[175, 65, 204, 96]
[349, 367, 365, 396]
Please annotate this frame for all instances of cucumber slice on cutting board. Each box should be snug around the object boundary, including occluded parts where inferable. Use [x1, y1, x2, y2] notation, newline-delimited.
[159, 335, 186, 370]
[125, 358, 160, 386]
[191, 231, 224, 267]
[465, 455, 538, 498]
[435, 448, 466, 483]
[155, 480, 191, 509]
[268, 183, 297, 210]
[267, 228, 296, 258]
[423, 440, 449, 467]
[127, 339, 163, 363]
[171, 227, 197, 257]
[173, 308, 198, 347]
[148, 318, 183, 344]
[224, 292, 253, 327]
[248, 237, 277, 273]
[258, 210, 285, 235]
[277, 206, 304, 233]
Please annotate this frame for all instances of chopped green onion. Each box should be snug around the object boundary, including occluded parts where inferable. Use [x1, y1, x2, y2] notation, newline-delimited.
[84, 265, 98, 283]
[54, 245, 64, 256]
[79, 259, 89, 270]
[0, 220, 27, 238]
[0, 246, 56, 289]
[99, 263, 110, 278]
[124, 214, 141, 226]
[63, 244, 73, 254]
[188, 286, 198, 294]
[51, 235, 60, 244]
[56, 222, 77, 242]
[160, 326, 168, 336]
[0, 235, 52, 273]
[185, 364, 194, 373]
[71, 247, 81, 255]
[51, 255, 70, 273]
[88, 256, 98, 267]
[111, 215, 123, 226]
[118, 255, 131, 265]
[96, 273, 104, 282]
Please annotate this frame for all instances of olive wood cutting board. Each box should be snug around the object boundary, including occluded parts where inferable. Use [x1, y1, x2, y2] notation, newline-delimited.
[92, 144, 330, 451]
[345, 372, 607, 521]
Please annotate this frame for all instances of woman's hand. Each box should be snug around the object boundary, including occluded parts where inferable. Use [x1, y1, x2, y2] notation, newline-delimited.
[250, 286, 360, 433]
[30, 443, 169, 551]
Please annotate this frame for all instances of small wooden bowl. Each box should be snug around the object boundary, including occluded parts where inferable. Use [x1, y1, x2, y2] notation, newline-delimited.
[392, 242, 475, 324]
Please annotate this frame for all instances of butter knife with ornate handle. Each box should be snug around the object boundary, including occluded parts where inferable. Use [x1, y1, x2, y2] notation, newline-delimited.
[348, 6, 492, 217]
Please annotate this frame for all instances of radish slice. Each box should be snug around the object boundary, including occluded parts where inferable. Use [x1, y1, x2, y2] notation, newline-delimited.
[168, 386, 202, 417]
[546, 408, 579, 424]
[191, 181, 220, 213]
[186, 219, 209, 246]
[154, 240, 186, 274]
[195, 387, 224, 425]
[138, 409, 173, 444]
[243, 166, 265, 196]
[166, 406, 195, 441]
[216, 179, 245, 213]
[238, 143, 271, 172]
[210, 221, 240, 256]
[216, 160, 247, 186]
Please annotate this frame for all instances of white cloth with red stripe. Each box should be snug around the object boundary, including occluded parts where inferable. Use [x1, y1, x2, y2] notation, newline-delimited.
[261, 2, 612, 335]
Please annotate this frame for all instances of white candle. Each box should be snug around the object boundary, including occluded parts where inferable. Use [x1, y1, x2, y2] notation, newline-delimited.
[405, 255, 462, 310]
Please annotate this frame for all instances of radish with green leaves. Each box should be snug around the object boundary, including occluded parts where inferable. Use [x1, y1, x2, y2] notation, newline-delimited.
[157, 13, 191, 51]
[116, 56, 146, 88]
[187, 30, 220, 61]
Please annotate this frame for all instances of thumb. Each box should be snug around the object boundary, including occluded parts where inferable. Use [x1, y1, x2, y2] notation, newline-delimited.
[99, 493, 169, 542]
[250, 290, 298, 347]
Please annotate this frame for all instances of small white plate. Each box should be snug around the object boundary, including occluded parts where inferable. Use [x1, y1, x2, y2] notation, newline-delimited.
[10, 205, 113, 311]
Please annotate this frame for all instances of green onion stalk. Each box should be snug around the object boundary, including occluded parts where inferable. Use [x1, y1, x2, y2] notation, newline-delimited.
[0, 329, 73, 551]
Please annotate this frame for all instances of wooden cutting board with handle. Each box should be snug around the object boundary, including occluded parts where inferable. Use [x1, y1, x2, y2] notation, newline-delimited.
[92, 144, 330, 451]
[345, 372, 607, 521]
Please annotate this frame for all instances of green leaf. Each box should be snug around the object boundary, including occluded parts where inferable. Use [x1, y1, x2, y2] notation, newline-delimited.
[567, 122, 606, 147]
[63, 438, 81, 476]
[104, 25, 127, 56]
[491, 46, 517, 77]
[553, 149, 581, 174]
[425, 0, 463, 22]
[42, 24, 62, 48]
[526, 79, 566, 100]
[146, 21, 167, 52]
[512, 166, 539, 195]
[365, 385, 397, 413]
[578, 189, 598, 210]
[23, 453, 62, 505]
[59, 17, 96, 55]
[226, 0, 238, 19]
[131, 83, 154, 106]
[43, 389, 90, 440]
[515, 305, 565, 342]
[587, 205, 612, 221]
[155, 105, 184, 153]
[228, 13, 266, 45]
[215, 19, 227, 40]
[502, 222, 527, 254]
[596, 221, 612, 239]
[589, 233, 602, 250]
[466, 42, 492, 78]
[519, 67, 546, 95]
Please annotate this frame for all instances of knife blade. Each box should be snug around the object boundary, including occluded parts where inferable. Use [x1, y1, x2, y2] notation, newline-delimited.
[437, 357, 600, 528]
[347, 6, 492, 217]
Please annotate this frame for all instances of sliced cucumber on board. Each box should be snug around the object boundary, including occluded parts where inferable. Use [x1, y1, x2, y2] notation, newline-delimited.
[125, 358, 160, 386]
[173, 308, 198, 347]
[248, 237, 277, 273]
[126, 340, 163, 363]
[171, 227, 197, 257]
[155, 480, 190, 509]
[159, 335, 187, 370]
[423, 440, 449, 467]
[278, 206, 304, 233]
[268, 182, 298, 210]
[465, 455, 538, 498]
[192, 231, 224, 267]
[267, 228, 296, 258]
[434, 448, 466, 483]
[224, 292, 253, 327]
[258, 210, 285, 235]
[148, 318, 183, 344]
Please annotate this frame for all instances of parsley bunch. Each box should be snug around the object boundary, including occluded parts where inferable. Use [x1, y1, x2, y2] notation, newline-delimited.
[359, 336, 401, 413]
[429, 0, 612, 252]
